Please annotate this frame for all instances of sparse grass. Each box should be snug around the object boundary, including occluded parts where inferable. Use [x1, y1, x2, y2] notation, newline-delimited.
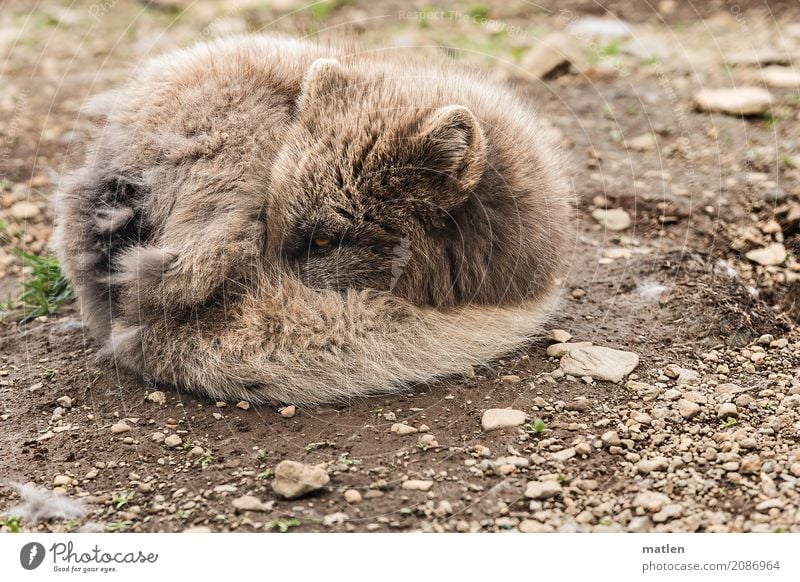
[305, 440, 336, 451]
[720, 417, 737, 429]
[466, 4, 490, 20]
[525, 418, 547, 435]
[257, 469, 274, 480]
[336, 453, 361, 466]
[41, 367, 57, 380]
[112, 491, 134, 510]
[0, 515, 22, 532]
[199, 451, 215, 467]
[8, 250, 73, 322]
[268, 518, 300, 532]
[106, 519, 134, 532]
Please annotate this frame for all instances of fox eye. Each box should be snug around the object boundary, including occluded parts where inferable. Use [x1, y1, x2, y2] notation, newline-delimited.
[312, 237, 332, 249]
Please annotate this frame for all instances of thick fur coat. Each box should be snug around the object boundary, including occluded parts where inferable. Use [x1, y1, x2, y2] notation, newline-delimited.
[55, 35, 573, 404]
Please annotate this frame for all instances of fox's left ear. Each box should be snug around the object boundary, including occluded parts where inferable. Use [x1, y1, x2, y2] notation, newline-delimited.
[298, 58, 348, 109]
[413, 105, 487, 194]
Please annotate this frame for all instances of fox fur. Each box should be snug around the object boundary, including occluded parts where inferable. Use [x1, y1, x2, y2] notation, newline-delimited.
[54, 35, 574, 405]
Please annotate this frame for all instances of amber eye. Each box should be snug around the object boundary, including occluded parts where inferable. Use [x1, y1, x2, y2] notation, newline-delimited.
[312, 237, 332, 249]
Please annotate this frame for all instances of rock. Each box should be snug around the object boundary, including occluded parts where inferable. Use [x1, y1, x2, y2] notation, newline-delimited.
[627, 133, 656, 151]
[188, 446, 205, 457]
[601, 430, 621, 447]
[146, 391, 166, 405]
[653, 503, 683, 523]
[567, 17, 632, 39]
[151, 432, 165, 443]
[279, 405, 296, 418]
[344, 489, 362, 504]
[551, 447, 576, 462]
[628, 516, 653, 532]
[715, 383, 749, 396]
[164, 434, 183, 448]
[746, 243, 787, 266]
[500, 374, 522, 384]
[717, 403, 738, 420]
[56, 395, 73, 409]
[323, 512, 349, 526]
[592, 208, 632, 231]
[546, 341, 592, 357]
[739, 437, 757, 450]
[53, 475, 71, 487]
[524, 480, 562, 500]
[272, 460, 330, 499]
[401, 480, 433, 491]
[418, 434, 438, 448]
[481, 408, 526, 431]
[10, 201, 40, 219]
[547, 329, 573, 343]
[761, 66, 800, 88]
[390, 423, 418, 435]
[676, 368, 700, 386]
[789, 463, 800, 478]
[521, 32, 580, 79]
[677, 399, 700, 419]
[213, 484, 237, 493]
[232, 495, 274, 512]
[110, 422, 131, 434]
[434, 500, 453, 517]
[632, 491, 671, 512]
[236, 401, 250, 410]
[637, 457, 669, 474]
[694, 87, 774, 116]
[560, 346, 639, 383]
[740, 456, 762, 475]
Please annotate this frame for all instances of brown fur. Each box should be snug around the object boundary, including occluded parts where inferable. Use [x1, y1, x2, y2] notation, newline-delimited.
[54, 35, 574, 405]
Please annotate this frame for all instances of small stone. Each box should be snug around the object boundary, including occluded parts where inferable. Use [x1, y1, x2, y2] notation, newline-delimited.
[10, 200, 40, 219]
[560, 346, 639, 383]
[463, 365, 475, 379]
[401, 480, 434, 492]
[627, 133, 656, 151]
[56, 395, 73, 409]
[653, 503, 683, 523]
[789, 463, 800, 478]
[53, 475, 71, 487]
[146, 391, 166, 405]
[213, 484, 237, 493]
[481, 409, 526, 431]
[418, 434, 438, 448]
[761, 66, 800, 88]
[164, 434, 183, 448]
[694, 87, 774, 116]
[551, 447, 576, 462]
[524, 480, 562, 500]
[188, 446, 205, 457]
[272, 460, 330, 499]
[390, 423, 418, 435]
[280, 405, 296, 418]
[323, 512, 349, 526]
[601, 430, 621, 447]
[235, 401, 250, 410]
[521, 31, 580, 79]
[344, 489, 362, 504]
[677, 399, 700, 419]
[637, 457, 669, 474]
[663, 388, 682, 401]
[546, 341, 593, 357]
[85, 468, 98, 479]
[232, 495, 274, 512]
[739, 437, 757, 450]
[151, 432, 165, 443]
[717, 403, 738, 420]
[110, 422, 131, 434]
[740, 456, 762, 474]
[434, 500, 453, 517]
[592, 208, 632, 231]
[632, 491, 671, 512]
[746, 243, 787, 266]
[575, 442, 592, 456]
[628, 516, 653, 533]
[500, 374, 522, 384]
[546, 329, 573, 343]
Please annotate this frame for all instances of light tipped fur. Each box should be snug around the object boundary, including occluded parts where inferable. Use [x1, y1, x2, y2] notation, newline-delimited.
[55, 34, 574, 405]
[4, 482, 87, 524]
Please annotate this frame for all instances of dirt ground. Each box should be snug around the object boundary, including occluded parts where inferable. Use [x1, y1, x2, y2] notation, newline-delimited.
[1, 0, 799, 533]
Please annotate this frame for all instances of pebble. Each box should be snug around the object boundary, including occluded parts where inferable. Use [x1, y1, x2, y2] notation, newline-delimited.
[789, 463, 800, 478]
[546, 329, 573, 343]
[53, 475, 71, 487]
[236, 401, 251, 410]
[213, 484, 237, 493]
[677, 399, 701, 419]
[717, 403, 738, 420]
[323, 512, 349, 526]
[546, 341, 592, 357]
[10, 201, 40, 219]
[280, 405, 296, 418]
[591, 208, 632, 231]
[632, 491, 671, 512]
[627, 133, 656, 151]
[746, 243, 787, 266]
[481, 409, 526, 431]
[521, 31, 578, 79]
[344, 489, 362, 504]
[653, 503, 683, 523]
[761, 66, 800, 88]
[627, 516, 653, 533]
[271, 460, 330, 499]
[232, 495, 274, 512]
[694, 87, 774, 116]
[110, 422, 131, 434]
[164, 434, 183, 448]
[560, 346, 639, 383]
[637, 457, 669, 474]
[601, 430, 621, 447]
[56, 395, 73, 409]
[524, 480, 562, 500]
[551, 447, 576, 462]
[500, 374, 522, 384]
[401, 480, 434, 491]
[390, 423, 418, 435]
[146, 391, 166, 405]
[188, 446, 205, 457]
[151, 432, 165, 443]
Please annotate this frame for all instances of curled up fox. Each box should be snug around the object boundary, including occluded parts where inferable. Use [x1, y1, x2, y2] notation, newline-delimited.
[55, 35, 574, 405]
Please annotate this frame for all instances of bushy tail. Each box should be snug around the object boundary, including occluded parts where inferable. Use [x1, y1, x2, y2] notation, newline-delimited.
[107, 274, 558, 405]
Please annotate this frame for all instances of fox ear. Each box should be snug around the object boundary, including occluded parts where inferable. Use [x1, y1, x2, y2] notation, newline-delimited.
[414, 105, 487, 194]
[298, 58, 348, 108]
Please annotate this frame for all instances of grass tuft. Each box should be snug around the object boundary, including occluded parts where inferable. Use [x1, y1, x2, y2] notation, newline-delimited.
[8, 250, 73, 322]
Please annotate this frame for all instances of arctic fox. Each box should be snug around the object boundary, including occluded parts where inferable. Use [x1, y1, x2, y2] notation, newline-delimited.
[55, 35, 573, 405]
